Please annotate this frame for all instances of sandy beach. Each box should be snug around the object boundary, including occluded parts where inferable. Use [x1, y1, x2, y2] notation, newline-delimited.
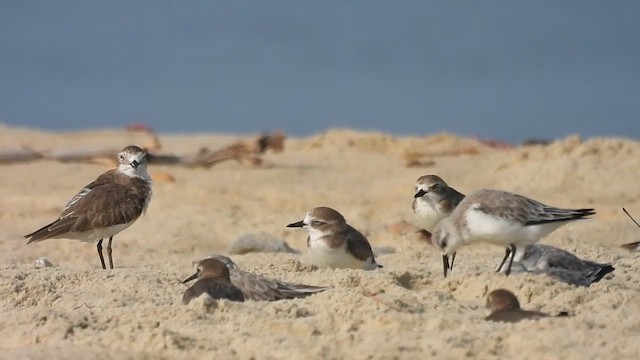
[1, 124, 639, 359]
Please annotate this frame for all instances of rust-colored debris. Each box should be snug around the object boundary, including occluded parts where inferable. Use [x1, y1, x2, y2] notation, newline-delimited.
[402, 150, 435, 168]
[176, 131, 286, 168]
[0, 129, 286, 170]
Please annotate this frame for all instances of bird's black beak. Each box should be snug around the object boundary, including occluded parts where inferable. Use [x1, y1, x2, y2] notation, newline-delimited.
[414, 189, 427, 198]
[286, 220, 305, 228]
[442, 254, 450, 278]
[130, 160, 139, 170]
[181, 271, 198, 284]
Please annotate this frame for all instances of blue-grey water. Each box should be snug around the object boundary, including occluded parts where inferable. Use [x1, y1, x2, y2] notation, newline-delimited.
[1, 1, 639, 143]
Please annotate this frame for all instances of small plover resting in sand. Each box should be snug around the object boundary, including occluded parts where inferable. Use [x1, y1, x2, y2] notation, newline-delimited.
[287, 207, 382, 270]
[24, 146, 152, 269]
[182, 258, 245, 305]
[432, 188, 595, 277]
[484, 289, 555, 323]
[205, 255, 330, 301]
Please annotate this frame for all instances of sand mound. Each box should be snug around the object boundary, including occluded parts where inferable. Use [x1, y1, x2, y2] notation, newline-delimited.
[292, 128, 492, 156]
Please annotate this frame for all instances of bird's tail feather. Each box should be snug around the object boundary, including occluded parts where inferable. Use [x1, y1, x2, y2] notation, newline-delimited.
[24, 218, 74, 244]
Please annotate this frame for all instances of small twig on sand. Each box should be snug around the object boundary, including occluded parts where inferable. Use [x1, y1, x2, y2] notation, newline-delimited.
[622, 208, 640, 228]
[620, 208, 640, 252]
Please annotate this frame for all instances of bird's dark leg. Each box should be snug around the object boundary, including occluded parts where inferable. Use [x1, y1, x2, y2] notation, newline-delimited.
[449, 252, 457, 270]
[496, 247, 512, 273]
[97, 239, 106, 270]
[505, 244, 517, 276]
[107, 236, 114, 269]
[442, 255, 450, 278]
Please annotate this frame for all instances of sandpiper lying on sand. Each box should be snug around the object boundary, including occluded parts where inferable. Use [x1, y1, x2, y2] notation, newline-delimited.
[24, 145, 152, 269]
[621, 242, 640, 252]
[497, 244, 614, 287]
[287, 207, 382, 270]
[203, 255, 331, 301]
[182, 258, 245, 305]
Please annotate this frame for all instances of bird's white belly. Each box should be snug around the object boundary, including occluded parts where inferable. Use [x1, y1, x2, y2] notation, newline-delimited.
[465, 210, 566, 246]
[67, 221, 135, 243]
[307, 238, 367, 269]
[413, 200, 445, 232]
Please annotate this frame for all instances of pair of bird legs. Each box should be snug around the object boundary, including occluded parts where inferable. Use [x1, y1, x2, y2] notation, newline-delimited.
[96, 237, 114, 270]
[496, 244, 518, 276]
[442, 244, 517, 277]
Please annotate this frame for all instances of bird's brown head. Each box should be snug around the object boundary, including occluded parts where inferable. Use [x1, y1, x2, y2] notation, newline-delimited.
[414, 175, 449, 199]
[486, 289, 521, 314]
[205, 255, 238, 270]
[182, 258, 231, 284]
[287, 206, 347, 234]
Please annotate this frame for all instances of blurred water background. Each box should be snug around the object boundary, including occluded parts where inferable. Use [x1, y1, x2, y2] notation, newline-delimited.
[1, 1, 639, 143]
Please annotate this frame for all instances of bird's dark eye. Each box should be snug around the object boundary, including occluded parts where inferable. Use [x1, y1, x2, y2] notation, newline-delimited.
[432, 183, 441, 189]
[118, 154, 124, 160]
[311, 220, 324, 226]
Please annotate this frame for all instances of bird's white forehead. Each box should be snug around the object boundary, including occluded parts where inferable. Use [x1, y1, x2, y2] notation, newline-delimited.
[120, 151, 146, 160]
[303, 212, 312, 224]
[416, 178, 437, 188]
[418, 178, 440, 187]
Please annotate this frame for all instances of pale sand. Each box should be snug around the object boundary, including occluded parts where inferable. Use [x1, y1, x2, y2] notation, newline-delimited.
[1, 124, 639, 359]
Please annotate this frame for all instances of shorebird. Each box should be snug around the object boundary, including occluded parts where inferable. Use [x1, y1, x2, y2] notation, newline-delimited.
[182, 258, 245, 305]
[287, 207, 382, 270]
[412, 174, 465, 267]
[24, 145, 152, 269]
[484, 289, 554, 323]
[497, 244, 614, 287]
[202, 255, 330, 301]
[412, 175, 465, 233]
[431, 189, 595, 277]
